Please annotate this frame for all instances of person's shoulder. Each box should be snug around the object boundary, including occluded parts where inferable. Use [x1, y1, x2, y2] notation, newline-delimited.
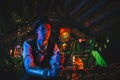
[23, 39, 34, 45]
[23, 39, 36, 48]
[26, 39, 33, 42]
[24, 39, 33, 43]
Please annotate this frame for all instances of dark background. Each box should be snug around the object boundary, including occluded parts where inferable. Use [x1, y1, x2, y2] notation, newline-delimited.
[0, 0, 120, 64]
[0, 0, 120, 80]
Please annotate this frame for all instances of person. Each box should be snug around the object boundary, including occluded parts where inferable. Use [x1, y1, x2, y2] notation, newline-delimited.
[22, 16, 64, 80]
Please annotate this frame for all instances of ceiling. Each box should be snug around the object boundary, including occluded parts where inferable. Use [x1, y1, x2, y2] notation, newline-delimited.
[0, 0, 120, 63]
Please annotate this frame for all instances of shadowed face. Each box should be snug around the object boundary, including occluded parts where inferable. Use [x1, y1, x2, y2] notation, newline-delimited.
[37, 23, 51, 40]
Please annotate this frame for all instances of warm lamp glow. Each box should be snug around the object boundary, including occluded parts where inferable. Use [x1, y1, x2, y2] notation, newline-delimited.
[60, 27, 71, 42]
[62, 32, 69, 38]
[79, 38, 86, 43]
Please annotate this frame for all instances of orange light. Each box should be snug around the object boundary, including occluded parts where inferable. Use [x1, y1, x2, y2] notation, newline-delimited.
[79, 38, 86, 43]
[60, 27, 71, 42]
[75, 58, 84, 69]
[10, 49, 13, 55]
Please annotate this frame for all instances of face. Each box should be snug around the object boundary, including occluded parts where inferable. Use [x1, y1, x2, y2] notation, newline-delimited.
[37, 23, 51, 40]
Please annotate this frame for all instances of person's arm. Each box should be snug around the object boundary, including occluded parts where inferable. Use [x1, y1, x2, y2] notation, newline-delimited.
[22, 40, 50, 78]
[50, 43, 65, 76]
[54, 43, 64, 66]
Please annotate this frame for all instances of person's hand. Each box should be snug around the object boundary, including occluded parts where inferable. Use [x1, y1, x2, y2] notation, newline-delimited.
[50, 52, 65, 68]
[47, 66, 63, 77]
[49, 51, 65, 77]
